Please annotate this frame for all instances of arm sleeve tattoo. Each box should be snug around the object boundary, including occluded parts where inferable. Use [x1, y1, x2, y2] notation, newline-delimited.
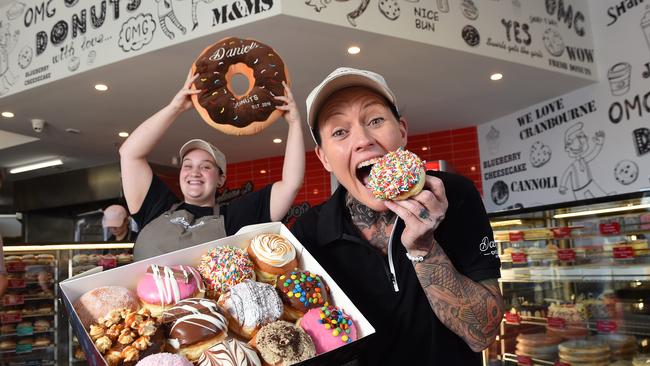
[414, 243, 504, 352]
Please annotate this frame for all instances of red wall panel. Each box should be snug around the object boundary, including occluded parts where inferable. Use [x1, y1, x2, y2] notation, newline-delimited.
[221, 126, 483, 211]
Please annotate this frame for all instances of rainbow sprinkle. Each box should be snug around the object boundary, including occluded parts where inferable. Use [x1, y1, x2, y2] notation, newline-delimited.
[198, 246, 254, 295]
[367, 147, 425, 200]
[318, 306, 354, 344]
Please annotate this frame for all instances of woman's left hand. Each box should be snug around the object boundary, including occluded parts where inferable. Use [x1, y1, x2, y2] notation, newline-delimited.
[384, 175, 448, 257]
[274, 81, 301, 126]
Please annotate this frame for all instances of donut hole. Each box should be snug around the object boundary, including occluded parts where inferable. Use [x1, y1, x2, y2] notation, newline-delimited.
[229, 73, 250, 96]
[225, 63, 255, 99]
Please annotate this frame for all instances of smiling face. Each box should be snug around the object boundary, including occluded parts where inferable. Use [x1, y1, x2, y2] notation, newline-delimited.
[179, 149, 225, 206]
[315, 87, 407, 212]
[565, 131, 588, 158]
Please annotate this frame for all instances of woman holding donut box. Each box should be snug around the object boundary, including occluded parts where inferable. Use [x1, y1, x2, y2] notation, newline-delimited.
[120, 69, 305, 261]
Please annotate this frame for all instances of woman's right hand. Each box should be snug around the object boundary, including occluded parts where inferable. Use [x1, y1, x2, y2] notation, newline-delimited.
[168, 72, 201, 113]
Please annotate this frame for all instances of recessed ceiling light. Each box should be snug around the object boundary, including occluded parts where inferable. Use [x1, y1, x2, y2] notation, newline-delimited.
[273, 138, 282, 144]
[2, 111, 14, 118]
[118, 131, 129, 138]
[490, 73, 503, 81]
[470, 166, 476, 171]
[347, 46, 361, 55]
[260, 170, 267, 174]
[95, 84, 109, 91]
[421, 146, 429, 151]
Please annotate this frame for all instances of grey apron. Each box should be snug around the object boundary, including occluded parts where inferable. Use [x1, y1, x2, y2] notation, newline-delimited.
[134, 202, 226, 261]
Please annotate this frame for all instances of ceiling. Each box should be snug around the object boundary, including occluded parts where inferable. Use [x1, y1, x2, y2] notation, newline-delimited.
[0, 13, 595, 183]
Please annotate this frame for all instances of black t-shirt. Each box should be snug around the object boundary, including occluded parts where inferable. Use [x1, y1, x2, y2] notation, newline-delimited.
[132, 175, 273, 236]
[291, 171, 500, 366]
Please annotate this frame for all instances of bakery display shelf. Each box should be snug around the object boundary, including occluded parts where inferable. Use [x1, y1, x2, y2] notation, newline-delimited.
[0, 346, 55, 355]
[4, 361, 56, 366]
[20, 313, 54, 319]
[502, 316, 650, 337]
[19, 297, 54, 302]
[0, 329, 54, 338]
[502, 352, 554, 365]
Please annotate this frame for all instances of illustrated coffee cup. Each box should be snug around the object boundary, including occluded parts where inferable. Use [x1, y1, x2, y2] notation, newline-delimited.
[608, 62, 631, 96]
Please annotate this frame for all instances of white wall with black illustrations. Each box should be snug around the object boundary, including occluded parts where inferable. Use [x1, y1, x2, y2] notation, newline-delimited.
[478, 0, 650, 213]
[284, 0, 597, 80]
[0, 0, 279, 98]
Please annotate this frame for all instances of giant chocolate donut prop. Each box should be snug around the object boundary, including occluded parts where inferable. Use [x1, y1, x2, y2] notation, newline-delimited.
[190, 37, 290, 136]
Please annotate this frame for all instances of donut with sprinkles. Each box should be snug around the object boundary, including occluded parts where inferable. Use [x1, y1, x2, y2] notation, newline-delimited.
[367, 147, 426, 200]
[191, 37, 290, 135]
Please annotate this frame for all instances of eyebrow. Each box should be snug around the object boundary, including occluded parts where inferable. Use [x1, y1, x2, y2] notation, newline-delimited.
[182, 158, 216, 166]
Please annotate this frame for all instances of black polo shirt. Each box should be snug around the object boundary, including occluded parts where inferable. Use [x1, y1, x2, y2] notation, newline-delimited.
[291, 170, 500, 365]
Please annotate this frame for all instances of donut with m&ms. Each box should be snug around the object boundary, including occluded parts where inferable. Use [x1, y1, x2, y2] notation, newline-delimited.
[191, 37, 290, 136]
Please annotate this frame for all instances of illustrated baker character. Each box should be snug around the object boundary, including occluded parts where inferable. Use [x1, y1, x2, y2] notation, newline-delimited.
[291, 67, 504, 365]
[559, 122, 609, 200]
[120, 73, 305, 261]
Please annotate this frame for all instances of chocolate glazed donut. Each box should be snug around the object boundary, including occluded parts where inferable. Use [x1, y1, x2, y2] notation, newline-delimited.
[191, 37, 290, 136]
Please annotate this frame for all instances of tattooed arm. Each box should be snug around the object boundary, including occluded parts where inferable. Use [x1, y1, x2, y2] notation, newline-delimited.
[385, 175, 504, 352]
[414, 243, 504, 351]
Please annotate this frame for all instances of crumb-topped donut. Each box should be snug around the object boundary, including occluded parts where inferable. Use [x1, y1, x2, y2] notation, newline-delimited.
[198, 246, 255, 299]
[276, 269, 330, 321]
[191, 37, 289, 136]
[247, 234, 298, 284]
[366, 147, 426, 200]
[251, 320, 316, 365]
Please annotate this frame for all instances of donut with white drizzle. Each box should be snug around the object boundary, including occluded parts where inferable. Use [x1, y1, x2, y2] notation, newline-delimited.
[161, 298, 229, 362]
[136, 265, 205, 317]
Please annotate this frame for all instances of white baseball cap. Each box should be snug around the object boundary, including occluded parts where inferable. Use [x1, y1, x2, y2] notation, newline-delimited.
[102, 205, 128, 228]
[179, 139, 227, 175]
[305, 67, 397, 143]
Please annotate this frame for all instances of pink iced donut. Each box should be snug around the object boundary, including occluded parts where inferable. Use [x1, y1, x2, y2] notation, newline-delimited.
[136, 265, 205, 316]
[298, 305, 357, 354]
[135, 352, 193, 366]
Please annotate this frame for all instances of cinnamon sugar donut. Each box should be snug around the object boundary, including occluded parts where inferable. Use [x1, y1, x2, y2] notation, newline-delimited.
[366, 147, 426, 200]
[191, 37, 290, 136]
[73, 286, 140, 330]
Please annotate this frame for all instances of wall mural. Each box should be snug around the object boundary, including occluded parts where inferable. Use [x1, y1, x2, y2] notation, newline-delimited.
[478, 0, 650, 212]
[0, 0, 277, 99]
[289, 0, 595, 79]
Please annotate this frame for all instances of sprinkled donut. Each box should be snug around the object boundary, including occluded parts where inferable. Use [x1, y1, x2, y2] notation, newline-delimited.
[367, 147, 426, 200]
[191, 37, 290, 136]
[198, 246, 255, 299]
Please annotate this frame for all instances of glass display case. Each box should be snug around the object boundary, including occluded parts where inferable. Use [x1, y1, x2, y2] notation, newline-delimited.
[486, 192, 650, 366]
[1, 243, 134, 365]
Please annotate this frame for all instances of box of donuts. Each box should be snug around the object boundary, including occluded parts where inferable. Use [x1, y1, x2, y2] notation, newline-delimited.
[59, 222, 375, 366]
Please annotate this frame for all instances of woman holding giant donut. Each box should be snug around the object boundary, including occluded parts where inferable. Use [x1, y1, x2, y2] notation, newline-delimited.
[119, 64, 305, 261]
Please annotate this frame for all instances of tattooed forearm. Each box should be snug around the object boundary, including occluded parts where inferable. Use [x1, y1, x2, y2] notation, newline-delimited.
[414, 244, 504, 352]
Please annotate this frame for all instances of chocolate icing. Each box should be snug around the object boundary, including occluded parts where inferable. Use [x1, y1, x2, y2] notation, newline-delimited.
[276, 269, 330, 312]
[162, 298, 228, 348]
[193, 37, 287, 128]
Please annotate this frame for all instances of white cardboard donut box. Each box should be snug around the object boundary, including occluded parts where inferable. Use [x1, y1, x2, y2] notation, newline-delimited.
[59, 222, 375, 366]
